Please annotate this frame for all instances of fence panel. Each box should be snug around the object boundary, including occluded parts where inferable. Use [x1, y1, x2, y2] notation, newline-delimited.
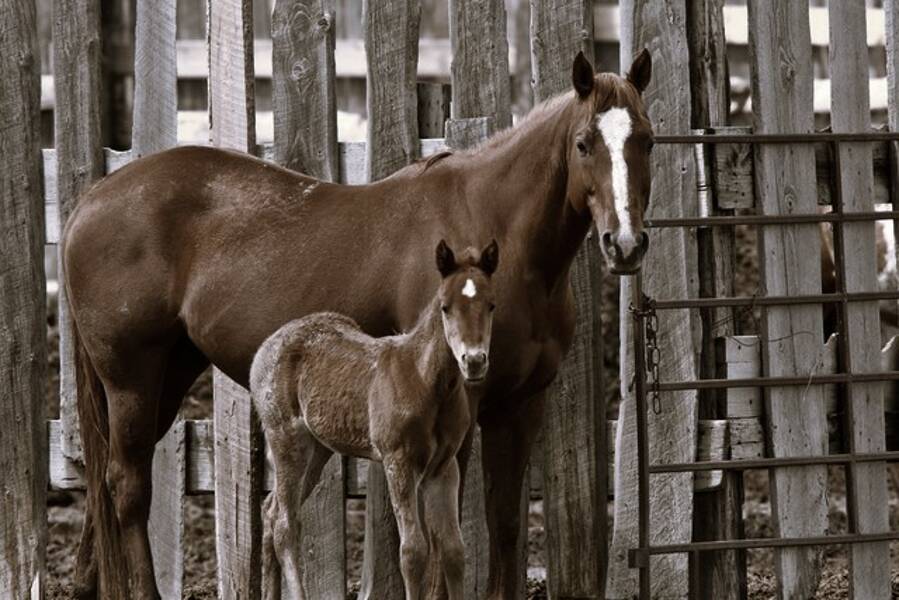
[209, 1, 263, 598]
[0, 1, 47, 597]
[747, 2, 828, 598]
[359, 1, 421, 598]
[828, 2, 892, 597]
[612, 1, 700, 598]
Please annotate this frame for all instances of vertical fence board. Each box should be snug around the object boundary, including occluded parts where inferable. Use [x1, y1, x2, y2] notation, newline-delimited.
[271, 1, 346, 597]
[747, 2, 828, 598]
[53, 0, 104, 468]
[0, 1, 47, 597]
[449, 0, 511, 129]
[687, 1, 745, 598]
[272, 0, 338, 179]
[209, 2, 262, 598]
[828, 2, 891, 598]
[359, 1, 420, 597]
[613, 1, 699, 598]
[132, 0, 177, 157]
[148, 421, 185, 599]
[530, 1, 604, 597]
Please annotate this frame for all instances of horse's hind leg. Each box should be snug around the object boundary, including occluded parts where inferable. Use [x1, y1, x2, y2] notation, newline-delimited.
[261, 492, 282, 600]
[73, 504, 98, 599]
[422, 459, 465, 600]
[101, 349, 168, 600]
[156, 335, 209, 440]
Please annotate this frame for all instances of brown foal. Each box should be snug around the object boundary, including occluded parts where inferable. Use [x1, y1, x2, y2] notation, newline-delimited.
[252, 240, 498, 600]
[63, 50, 654, 599]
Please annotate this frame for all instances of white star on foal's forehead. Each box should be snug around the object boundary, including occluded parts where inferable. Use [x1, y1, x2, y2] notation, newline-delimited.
[461, 278, 477, 298]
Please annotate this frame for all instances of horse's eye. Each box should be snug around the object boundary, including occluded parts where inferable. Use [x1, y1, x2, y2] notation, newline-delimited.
[576, 140, 588, 155]
[441, 305, 449, 314]
[488, 303, 496, 312]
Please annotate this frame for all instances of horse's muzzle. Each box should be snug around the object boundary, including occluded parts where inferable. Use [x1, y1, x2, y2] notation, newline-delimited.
[601, 230, 649, 275]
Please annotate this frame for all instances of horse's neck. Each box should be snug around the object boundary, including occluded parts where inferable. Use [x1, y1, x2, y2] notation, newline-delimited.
[468, 97, 591, 290]
[407, 299, 458, 391]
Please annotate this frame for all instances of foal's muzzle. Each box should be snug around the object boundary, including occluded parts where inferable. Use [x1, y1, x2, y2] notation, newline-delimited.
[461, 351, 489, 382]
[601, 230, 649, 274]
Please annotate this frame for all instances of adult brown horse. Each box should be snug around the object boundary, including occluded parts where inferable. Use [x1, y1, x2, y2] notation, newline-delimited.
[64, 50, 654, 599]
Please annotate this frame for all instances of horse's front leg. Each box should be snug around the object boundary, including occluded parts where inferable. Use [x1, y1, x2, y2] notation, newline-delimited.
[421, 459, 466, 600]
[480, 391, 545, 600]
[383, 456, 427, 600]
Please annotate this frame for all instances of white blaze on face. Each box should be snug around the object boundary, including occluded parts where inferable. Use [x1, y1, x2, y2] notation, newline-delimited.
[462, 278, 477, 298]
[595, 107, 636, 252]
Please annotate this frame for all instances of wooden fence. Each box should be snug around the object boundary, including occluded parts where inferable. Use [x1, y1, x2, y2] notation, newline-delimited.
[2, 0, 899, 599]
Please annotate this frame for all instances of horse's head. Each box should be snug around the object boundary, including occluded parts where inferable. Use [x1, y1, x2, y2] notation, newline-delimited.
[434, 239, 499, 383]
[567, 49, 654, 274]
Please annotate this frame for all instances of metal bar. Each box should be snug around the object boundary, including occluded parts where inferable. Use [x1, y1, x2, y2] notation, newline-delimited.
[652, 290, 899, 310]
[655, 132, 899, 144]
[656, 371, 899, 392]
[646, 532, 899, 555]
[649, 451, 899, 473]
[630, 276, 652, 597]
[646, 211, 899, 229]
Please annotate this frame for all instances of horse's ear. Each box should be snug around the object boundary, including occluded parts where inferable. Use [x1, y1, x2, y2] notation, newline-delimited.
[627, 48, 652, 94]
[436, 239, 457, 277]
[479, 239, 499, 276]
[572, 51, 595, 99]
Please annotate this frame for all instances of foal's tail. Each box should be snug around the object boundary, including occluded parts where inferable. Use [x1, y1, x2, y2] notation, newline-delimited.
[73, 321, 131, 598]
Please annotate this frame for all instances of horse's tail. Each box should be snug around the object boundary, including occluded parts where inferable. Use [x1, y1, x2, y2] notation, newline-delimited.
[73, 319, 130, 598]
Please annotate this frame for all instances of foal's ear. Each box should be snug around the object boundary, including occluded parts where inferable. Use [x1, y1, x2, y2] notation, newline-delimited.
[436, 239, 457, 277]
[572, 51, 595, 99]
[479, 239, 499, 276]
[627, 48, 652, 94]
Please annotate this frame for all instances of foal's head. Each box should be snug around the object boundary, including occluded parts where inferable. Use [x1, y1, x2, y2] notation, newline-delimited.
[567, 49, 654, 274]
[435, 239, 499, 383]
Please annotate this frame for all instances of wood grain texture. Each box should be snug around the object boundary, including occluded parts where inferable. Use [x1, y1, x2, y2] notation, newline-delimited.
[148, 420, 185, 599]
[828, 3, 891, 597]
[612, 1, 700, 597]
[449, 0, 511, 129]
[132, 0, 177, 157]
[272, 0, 338, 179]
[0, 1, 47, 595]
[209, 2, 262, 597]
[530, 1, 604, 597]
[416, 82, 451, 138]
[209, 0, 256, 151]
[885, 0, 899, 423]
[363, 0, 420, 182]
[53, 0, 104, 466]
[359, 2, 420, 596]
[747, 2, 827, 597]
[270, 3, 345, 595]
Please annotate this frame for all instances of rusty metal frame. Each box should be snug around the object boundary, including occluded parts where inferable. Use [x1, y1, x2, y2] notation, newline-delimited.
[628, 131, 899, 599]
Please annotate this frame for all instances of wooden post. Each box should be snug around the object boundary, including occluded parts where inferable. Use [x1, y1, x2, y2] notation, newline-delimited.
[886, 0, 899, 499]
[271, 1, 346, 597]
[686, 1, 745, 597]
[612, 1, 700, 598]
[209, 1, 262, 598]
[747, 2, 827, 598]
[131, 1, 185, 596]
[828, 2, 891, 598]
[54, 0, 104, 468]
[0, 1, 48, 597]
[100, 0, 135, 149]
[359, 1, 420, 597]
[417, 82, 451, 138]
[530, 1, 605, 597]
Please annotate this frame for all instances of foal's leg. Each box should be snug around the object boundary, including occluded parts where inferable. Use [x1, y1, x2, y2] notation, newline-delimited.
[261, 492, 282, 600]
[383, 456, 428, 600]
[480, 391, 545, 600]
[422, 459, 466, 600]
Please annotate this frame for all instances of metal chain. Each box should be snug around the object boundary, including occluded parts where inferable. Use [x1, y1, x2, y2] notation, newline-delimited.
[642, 295, 662, 415]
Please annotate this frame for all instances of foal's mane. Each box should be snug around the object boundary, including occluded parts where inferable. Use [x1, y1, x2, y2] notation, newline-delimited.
[416, 72, 640, 173]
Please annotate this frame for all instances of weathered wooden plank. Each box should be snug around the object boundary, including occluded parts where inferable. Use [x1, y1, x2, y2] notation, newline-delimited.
[530, 1, 603, 597]
[53, 0, 104, 467]
[272, 0, 338, 179]
[132, 0, 177, 157]
[449, 0, 511, 129]
[148, 420, 185, 599]
[0, 2, 47, 595]
[828, 3, 891, 596]
[209, 2, 261, 598]
[747, 2, 828, 597]
[416, 82, 451, 138]
[359, 2, 420, 597]
[270, 3, 345, 596]
[612, 1, 700, 598]
[885, 1, 899, 424]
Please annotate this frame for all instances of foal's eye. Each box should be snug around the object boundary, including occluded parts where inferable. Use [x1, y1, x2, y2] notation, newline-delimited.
[441, 305, 449, 314]
[576, 140, 588, 155]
